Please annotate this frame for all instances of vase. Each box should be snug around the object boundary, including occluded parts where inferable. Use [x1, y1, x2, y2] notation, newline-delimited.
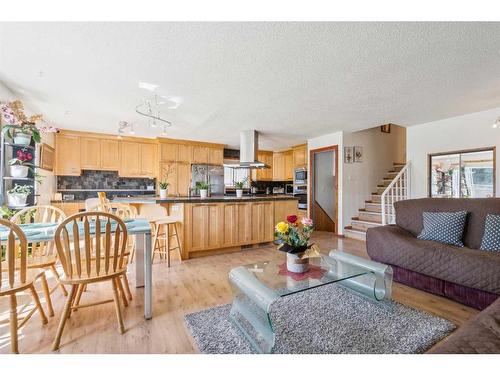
[10, 165, 29, 178]
[7, 193, 28, 207]
[159, 189, 168, 199]
[199, 189, 208, 198]
[13, 131, 32, 146]
[236, 189, 243, 198]
[286, 252, 310, 273]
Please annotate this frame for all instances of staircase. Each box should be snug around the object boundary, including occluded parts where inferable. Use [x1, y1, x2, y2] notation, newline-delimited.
[344, 162, 410, 240]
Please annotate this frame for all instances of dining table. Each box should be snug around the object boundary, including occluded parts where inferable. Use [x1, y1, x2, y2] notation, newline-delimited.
[1, 218, 154, 319]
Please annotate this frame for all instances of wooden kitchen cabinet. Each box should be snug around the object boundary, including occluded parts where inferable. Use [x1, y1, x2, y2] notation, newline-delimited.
[236, 203, 252, 244]
[176, 163, 191, 196]
[272, 152, 286, 181]
[192, 146, 208, 164]
[140, 143, 157, 177]
[119, 141, 141, 177]
[177, 144, 192, 163]
[80, 137, 101, 170]
[252, 151, 273, 181]
[284, 151, 294, 180]
[274, 199, 299, 224]
[208, 147, 224, 165]
[119, 141, 157, 178]
[185, 203, 223, 251]
[55, 134, 81, 175]
[100, 139, 120, 170]
[160, 143, 178, 162]
[251, 202, 274, 243]
[292, 144, 307, 168]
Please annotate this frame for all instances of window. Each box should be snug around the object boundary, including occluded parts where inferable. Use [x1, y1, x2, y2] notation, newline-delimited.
[429, 148, 495, 198]
[224, 167, 250, 188]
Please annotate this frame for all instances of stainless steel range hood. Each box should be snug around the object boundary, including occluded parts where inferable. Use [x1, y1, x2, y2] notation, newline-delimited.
[223, 130, 269, 169]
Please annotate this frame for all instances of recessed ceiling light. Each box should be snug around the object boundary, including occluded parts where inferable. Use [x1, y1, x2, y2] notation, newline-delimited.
[138, 81, 158, 92]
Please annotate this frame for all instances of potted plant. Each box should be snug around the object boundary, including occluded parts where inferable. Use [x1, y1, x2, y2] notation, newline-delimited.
[2, 122, 42, 145]
[234, 177, 247, 198]
[275, 215, 317, 273]
[6, 184, 32, 207]
[8, 148, 34, 178]
[197, 181, 210, 198]
[159, 181, 169, 199]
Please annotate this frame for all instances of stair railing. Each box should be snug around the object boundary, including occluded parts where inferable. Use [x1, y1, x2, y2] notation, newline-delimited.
[380, 162, 410, 225]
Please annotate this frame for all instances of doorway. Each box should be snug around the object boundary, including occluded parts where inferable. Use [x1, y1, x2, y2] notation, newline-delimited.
[309, 146, 338, 233]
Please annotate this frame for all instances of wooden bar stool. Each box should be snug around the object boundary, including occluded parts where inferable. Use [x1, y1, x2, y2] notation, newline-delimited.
[151, 218, 182, 267]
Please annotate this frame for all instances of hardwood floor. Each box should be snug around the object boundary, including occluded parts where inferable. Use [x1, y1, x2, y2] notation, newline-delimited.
[0, 232, 479, 354]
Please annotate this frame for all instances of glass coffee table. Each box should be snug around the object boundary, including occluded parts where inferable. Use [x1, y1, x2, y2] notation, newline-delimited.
[228, 250, 393, 353]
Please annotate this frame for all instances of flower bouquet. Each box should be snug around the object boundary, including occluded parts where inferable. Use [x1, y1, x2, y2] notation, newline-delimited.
[275, 215, 320, 273]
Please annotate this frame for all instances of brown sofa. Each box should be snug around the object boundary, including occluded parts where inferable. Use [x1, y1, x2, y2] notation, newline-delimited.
[429, 296, 500, 353]
[366, 198, 500, 310]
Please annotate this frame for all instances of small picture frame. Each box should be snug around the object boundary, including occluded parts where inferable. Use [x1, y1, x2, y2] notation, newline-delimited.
[344, 146, 354, 163]
[380, 124, 391, 133]
[353, 146, 363, 163]
[40, 143, 55, 171]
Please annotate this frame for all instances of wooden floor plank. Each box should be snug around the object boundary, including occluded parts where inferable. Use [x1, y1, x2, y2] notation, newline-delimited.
[0, 232, 478, 354]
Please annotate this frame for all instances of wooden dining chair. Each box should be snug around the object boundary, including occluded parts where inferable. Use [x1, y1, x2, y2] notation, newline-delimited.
[90, 202, 136, 304]
[52, 212, 129, 351]
[11, 205, 68, 316]
[0, 218, 49, 353]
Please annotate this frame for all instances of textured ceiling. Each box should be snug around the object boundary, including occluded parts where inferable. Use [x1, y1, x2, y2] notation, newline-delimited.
[1, 22, 500, 150]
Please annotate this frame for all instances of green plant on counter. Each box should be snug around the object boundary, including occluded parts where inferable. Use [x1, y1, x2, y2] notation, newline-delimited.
[234, 177, 248, 189]
[159, 181, 170, 189]
[196, 181, 210, 190]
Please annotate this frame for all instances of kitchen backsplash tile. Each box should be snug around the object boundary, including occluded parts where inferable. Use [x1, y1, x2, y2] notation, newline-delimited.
[57, 170, 156, 190]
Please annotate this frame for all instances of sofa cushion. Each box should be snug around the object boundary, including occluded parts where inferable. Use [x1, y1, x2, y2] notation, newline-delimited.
[417, 211, 468, 247]
[428, 297, 500, 354]
[395, 198, 500, 249]
[480, 214, 500, 252]
[366, 225, 500, 295]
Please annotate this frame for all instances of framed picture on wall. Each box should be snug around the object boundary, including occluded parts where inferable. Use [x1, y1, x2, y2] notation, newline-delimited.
[344, 146, 353, 163]
[40, 143, 55, 171]
[354, 146, 363, 162]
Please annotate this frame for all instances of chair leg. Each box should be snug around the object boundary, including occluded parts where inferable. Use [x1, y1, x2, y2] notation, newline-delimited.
[72, 284, 85, 312]
[30, 284, 48, 325]
[174, 224, 182, 261]
[166, 225, 170, 267]
[40, 273, 55, 317]
[111, 278, 125, 334]
[9, 294, 19, 354]
[122, 273, 133, 301]
[50, 264, 68, 296]
[116, 277, 129, 307]
[52, 285, 77, 351]
[151, 224, 159, 262]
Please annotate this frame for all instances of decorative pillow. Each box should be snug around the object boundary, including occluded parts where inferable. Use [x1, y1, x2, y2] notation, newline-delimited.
[480, 214, 500, 252]
[417, 211, 468, 247]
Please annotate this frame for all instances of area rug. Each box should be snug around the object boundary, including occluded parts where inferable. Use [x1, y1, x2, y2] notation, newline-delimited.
[184, 283, 456, 354]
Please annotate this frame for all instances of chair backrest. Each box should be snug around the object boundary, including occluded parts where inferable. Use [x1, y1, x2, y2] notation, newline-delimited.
[11, 205, 66, 224]
[0, 218, 28, 291]
[54, 212, 128, 280]
[99, 203, 138, 220]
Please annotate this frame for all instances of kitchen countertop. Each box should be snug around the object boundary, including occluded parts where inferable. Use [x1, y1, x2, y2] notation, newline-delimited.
[113, 194, 299, 204]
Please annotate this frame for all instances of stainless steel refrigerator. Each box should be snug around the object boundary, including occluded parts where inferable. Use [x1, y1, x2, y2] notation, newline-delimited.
[191, 164, 225, 196]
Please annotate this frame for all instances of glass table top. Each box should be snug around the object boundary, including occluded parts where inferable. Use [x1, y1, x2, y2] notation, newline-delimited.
[238, 255, 369, 297]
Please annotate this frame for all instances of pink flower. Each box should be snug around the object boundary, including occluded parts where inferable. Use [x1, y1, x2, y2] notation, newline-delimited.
[301, 217, 313, 227]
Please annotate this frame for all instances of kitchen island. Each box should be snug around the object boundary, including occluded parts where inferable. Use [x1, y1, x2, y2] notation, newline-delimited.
[114, 195, 300, 259]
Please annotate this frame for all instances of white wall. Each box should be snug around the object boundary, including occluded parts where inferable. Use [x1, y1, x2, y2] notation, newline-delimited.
[407, 106, 500, 198]
[342, 125, 406, 228]
[308, 131, 343, 233]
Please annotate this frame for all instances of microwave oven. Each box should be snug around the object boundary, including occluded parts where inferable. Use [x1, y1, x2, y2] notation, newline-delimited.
[294, 168, 307, 184]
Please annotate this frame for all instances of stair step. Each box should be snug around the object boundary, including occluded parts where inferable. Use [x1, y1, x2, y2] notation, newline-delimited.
[358, 210, 382, 223]
[351, 218, 383, 231]
[364, 203, 382, 212]
[344, 226, 367, 241]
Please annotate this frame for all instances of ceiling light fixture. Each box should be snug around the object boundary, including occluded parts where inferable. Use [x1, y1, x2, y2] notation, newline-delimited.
[138, 81, 159, 92]
[493, 117, 500, 129]
[130, 124, 135, 135]
[135, 94, 173, 128]
[161, 124, 167, 136]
